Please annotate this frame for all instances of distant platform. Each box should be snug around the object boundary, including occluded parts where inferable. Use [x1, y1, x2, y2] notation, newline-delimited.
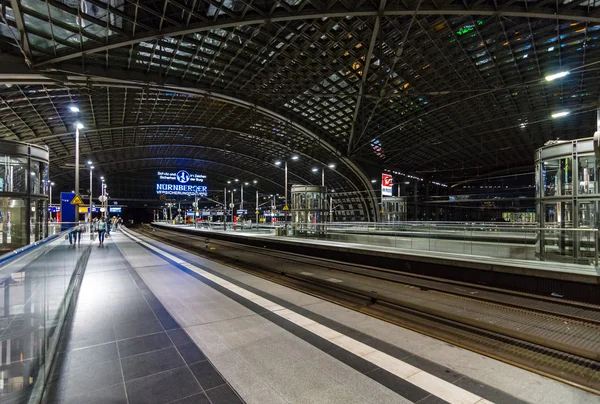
[152, 222, 600, 304]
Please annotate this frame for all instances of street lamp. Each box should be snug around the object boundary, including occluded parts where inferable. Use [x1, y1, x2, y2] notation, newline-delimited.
[88, 163, 94, 225]
[71, 102, 83, 195]
[313, 163, 336, 186]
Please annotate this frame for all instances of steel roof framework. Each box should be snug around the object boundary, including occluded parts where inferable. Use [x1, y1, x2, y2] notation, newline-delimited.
[1, 0, 600, 218]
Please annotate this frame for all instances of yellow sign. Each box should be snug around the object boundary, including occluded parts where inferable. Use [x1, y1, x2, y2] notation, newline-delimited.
[283, 205, 289, 211]
[255, 210, 260, 215]
[70, 194, 84, 205]
[78, 207, 89, 213]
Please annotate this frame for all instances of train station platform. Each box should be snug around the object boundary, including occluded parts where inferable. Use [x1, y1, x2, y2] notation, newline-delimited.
[152, 223, 600, 304]
[43, 227, 598, 403]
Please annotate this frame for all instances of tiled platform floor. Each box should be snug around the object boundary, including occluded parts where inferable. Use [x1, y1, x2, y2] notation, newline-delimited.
[43, 232, 243, 404]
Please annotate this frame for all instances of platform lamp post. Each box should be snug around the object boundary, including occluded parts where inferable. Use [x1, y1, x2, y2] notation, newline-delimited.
[87, 162, 94, 236]
[311, 163, 336, 230]
[253, 180, 258, 227]
[70, 105, 82, 194]
[275, 155, 299, 232]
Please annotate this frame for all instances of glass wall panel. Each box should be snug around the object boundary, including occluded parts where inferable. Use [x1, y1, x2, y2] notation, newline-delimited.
[30, 160, 40, 195]
[11, 157, 27, 193]
[0, 197, 27, 251]
[578, 156, 596, 195]
[543, 159, 559, 196]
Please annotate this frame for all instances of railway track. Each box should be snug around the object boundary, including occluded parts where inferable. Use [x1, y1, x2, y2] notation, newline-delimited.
[134, 224, 600, 395]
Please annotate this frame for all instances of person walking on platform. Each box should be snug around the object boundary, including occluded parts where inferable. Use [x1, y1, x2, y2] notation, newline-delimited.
[68, 225, 81, 245]
[97, 216, 107, 246]
[105, 215, 111, 238]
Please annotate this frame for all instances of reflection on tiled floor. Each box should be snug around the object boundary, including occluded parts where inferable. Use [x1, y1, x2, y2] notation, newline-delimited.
[44, 237, 243, 404]
[0, 241, 88, 403]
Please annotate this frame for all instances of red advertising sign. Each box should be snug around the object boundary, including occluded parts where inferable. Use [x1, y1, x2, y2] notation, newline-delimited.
[382, 173, 393, 196]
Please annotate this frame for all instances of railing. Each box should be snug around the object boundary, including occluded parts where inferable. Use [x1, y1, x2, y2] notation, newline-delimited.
[0, 223, 90, 403]
[285, 222, 598, 266]
[152, 220, 598, 266]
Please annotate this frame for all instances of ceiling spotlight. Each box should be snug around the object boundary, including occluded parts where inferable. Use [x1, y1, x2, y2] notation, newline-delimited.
[75, 122, 84, 129]
[291, 155, 299, 161]
[545, 71, 569, 82]
[244, 182, 249, 186]
[100, 176, 104, 180]
[551, 111, 570, 118]
[253, 180, 257, 184]
[90, 166, 95, 169]
[371, 179, 377, 183]
[234, 179, 239, 182]
[50, 182, 55, 186]
[69, 106, 80, 113]
[227, 180, 231, 184]
[274, 160, 282, 166]
[312, 167, 319, 172]
[87, 160, 92, 165]
[328, 163, 336, 169]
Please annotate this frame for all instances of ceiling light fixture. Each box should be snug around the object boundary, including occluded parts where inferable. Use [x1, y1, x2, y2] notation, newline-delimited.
[545, 71, 569, 81]
[551, 111, 570, 118]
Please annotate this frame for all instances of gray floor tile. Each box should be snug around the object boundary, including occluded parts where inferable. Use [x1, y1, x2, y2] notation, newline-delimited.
[167, 329, 194, 346]
[50, 359, 123, 399]
[189, 360, 226, 390]
[125, 366, 202, 404]
[55, 342, 119, 371]
[204, 385, 244, 404]
[416, 395, 450, 404]
[366, 368, 430, 403]
[177, 342, 206, 364]
[114, 318, 163, 340]
[117, 332, 173, 358]
[47, 382, 127, 404]
[454, 377, 524, 404]
[169, 392, 212, 404]
[64, 328, 117, 351]
[121, 346, 186, 381]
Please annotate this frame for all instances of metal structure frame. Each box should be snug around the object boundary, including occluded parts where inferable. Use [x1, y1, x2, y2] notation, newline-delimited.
[1, 1, 600, 220]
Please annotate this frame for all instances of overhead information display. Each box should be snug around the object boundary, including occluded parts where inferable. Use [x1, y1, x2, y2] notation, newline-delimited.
[155, 170, 208, 196]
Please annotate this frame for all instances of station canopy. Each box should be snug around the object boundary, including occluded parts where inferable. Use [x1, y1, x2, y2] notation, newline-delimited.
[0, 1, 599, 217]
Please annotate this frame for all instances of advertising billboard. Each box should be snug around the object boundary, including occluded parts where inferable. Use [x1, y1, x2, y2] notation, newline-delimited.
[155, 170, 208, 196]
[381, 173, 393, 197]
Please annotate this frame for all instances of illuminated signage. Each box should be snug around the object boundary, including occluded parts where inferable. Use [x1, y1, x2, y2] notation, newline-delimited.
[156, 184, 208, 196]
[157, 170, 206, 183]
[155, 170, 208, 196]
[109, 207, 122, 213]
[382, 173, 393, 197]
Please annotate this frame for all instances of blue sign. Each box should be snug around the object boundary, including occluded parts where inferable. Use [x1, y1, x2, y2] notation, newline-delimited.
[237, 210, 247, 215]
[60, 192, 76, 230]
[109, 207, 122, 213]
[48, 206, 60, 213]
[176, 170, 190, 183]
[156, 170, 208, 196]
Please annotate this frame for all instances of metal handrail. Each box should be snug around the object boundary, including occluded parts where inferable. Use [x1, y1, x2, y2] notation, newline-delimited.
[0, 222, 86, 268]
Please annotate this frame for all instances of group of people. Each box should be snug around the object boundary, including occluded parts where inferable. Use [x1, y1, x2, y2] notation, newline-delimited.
[92, 216, 122, 246]
[68, 216, 123, 246]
